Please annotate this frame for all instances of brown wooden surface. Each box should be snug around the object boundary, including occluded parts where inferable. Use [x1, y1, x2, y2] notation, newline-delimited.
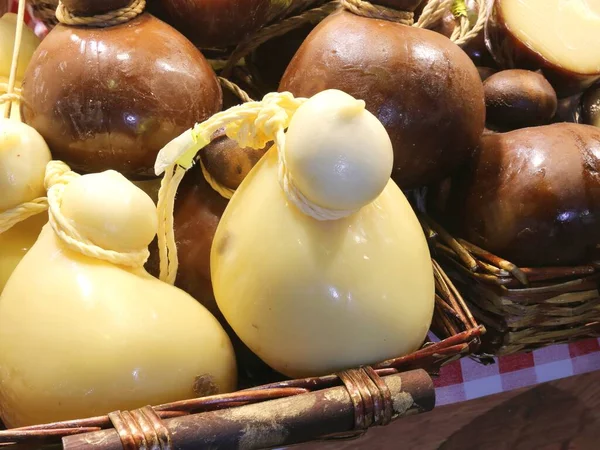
[294, 370, 600, 450]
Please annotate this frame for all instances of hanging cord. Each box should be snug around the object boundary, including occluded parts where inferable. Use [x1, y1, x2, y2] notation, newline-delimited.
[196, 77, 256, 200]
[450, 0, 488, 46]
[2, 0, 26, 118]
[55, 0, 146, 27]
[0, 198, 48, 235]
[0, 0, 50, 235]
[45, 161, 150, 268]
[198, 157, 236, 200]
[0, 85, 21, 107]
[154, 92, 360, 284]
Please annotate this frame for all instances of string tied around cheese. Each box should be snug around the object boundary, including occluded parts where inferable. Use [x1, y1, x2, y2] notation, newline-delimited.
[154, 91, 359, 284]
[0, 86, 21, 107]
[339, 0, 414, 25]
[0, 0, 48, 235]
[45, 161, 151, 268]
[195, 78, 254, 200]
[0, 198, 48, 235]
[2, 0, 26, 119]
[56, 0, 146, 27]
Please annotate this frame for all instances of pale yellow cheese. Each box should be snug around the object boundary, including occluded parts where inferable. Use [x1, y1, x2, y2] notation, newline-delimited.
[61, 171, 158, 253]
[502, 0, 600, 74]
[0, 119, 51, 293]
[0, 212, 46, 292]
[212, 90, 434, 378]
[212, 148, 435, 378]
[0, 119, 51, 211]
[0, 13, 40, 83]
[0, 171, 237, 427]
[285, 90, 393, 211]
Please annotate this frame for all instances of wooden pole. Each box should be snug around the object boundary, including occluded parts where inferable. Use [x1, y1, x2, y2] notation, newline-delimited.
[63, 369, 435, 450]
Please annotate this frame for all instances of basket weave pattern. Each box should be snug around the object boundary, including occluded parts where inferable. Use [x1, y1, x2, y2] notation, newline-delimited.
[422, 215, 600, 356]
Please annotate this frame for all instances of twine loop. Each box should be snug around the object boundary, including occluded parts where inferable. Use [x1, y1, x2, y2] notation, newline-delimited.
[45, 161, 150, 268]
[340, 0, 414, 25]
[451, 0, 488, 46]
[56, 0, 146, 27]
[218, 77, 252, 104]
[199, 78, 251, 199]
[109, 406, 172, 450]
[0, 91, 22, 105]
[0, 199, 48, 235]
[199, 157, 235, 200]
[154, 91, 361, 283]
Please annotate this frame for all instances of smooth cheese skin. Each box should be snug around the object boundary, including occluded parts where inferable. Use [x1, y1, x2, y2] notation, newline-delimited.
[0, 213, 46, 293]
[0, 119, 51, 212]
[285, 90, 393, 211]
[20, 14, 222, 179]
[212, 148, 435, 378]
[0, 119, 51, 293]
[0, 172, 237, 427]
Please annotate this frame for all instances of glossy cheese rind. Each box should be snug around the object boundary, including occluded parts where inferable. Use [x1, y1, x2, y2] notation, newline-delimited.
[212, 148, 435, 378]
[0, 213, 46, 293]
[0, 225, 237, 427]
[0, 119, 52, 211]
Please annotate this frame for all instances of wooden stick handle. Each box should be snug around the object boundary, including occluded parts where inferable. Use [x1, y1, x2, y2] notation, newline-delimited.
[63, 369, 434, 450]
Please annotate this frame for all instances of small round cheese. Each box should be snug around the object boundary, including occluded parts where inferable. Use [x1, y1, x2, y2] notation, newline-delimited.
[61, 171, 158, 253]
[285, 89, 394, 212]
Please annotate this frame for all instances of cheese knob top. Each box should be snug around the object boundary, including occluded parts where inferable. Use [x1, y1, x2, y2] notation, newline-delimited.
[60, 171, 158, 253]
[284, 89, 394, 212]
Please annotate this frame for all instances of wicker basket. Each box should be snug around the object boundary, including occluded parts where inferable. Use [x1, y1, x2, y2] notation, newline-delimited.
[0, 256, 483, 449]
[7, 2, 485, 448]
[422, 215, 600, 356]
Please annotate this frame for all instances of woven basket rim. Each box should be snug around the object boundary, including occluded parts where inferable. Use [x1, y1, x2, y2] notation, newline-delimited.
[422, 214, 600, 354]
[0, 278, 484, 446]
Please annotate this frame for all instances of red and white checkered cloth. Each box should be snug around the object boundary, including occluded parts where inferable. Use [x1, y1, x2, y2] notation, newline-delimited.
[435, 338, 600, 405]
